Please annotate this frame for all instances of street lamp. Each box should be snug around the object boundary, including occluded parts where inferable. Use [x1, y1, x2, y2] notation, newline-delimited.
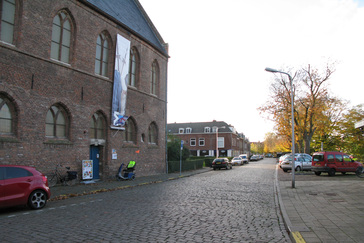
[216, 126, 226, 158]
[265, 67, 296, 188]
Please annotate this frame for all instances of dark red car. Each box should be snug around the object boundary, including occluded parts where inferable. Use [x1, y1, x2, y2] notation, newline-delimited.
[0, 165, 51, 209]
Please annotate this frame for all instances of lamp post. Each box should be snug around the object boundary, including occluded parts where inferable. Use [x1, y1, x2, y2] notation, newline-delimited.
[265, 67, 295, 188]
[216, 126, 226, 158]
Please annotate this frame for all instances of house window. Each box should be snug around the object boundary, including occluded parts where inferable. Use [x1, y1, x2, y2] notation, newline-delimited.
[218, 137, 225, 148]
[0, 0, 15, 44]
[129, 47, 139, 87]
[0, 97, 14, 134]
[190, 138, 196, 146]
[199, 138, 205, 146]
[45, 105, 68, 138]
[186, 127, 192, 134]
[124, 118, 137, 144]
[51, 10, 72, 63]
[90, 112, 105, 139]
[148, 122, 158, 145]
[204, 127, 210, 133]
[151, 60, 159, 95]
[95, 32, 109, 77]
[178, 128, 184, 134]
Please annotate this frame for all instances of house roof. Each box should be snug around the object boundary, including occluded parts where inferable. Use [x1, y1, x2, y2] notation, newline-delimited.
[83, 0, 168, 57]
[167, 121, 232, 134]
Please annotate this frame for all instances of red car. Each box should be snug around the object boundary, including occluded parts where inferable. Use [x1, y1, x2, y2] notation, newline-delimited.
[0, 165, 51, 209]
[312, 151, 363, 176]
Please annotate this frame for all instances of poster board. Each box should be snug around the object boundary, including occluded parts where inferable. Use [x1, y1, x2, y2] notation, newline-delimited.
[82, 160, 93, 180]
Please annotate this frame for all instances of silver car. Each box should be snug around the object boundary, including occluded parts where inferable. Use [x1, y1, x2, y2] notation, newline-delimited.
[281, 153, 312, 172]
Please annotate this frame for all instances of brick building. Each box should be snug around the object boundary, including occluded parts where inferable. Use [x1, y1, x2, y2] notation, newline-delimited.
[167, 121, 250, 158]
[0, 0, 169, 179]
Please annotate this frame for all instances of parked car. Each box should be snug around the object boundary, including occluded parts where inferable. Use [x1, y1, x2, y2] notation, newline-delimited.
[0, 165, 51, 209]
[278, 154, 290, 167]
[231, 157, 243, 166]
[250, 155, 259, 161]
[239, 154, 249, 164]
[212, 158, 233, 170]
[311, 151, 363, 176]
[280, 153, 312, 172]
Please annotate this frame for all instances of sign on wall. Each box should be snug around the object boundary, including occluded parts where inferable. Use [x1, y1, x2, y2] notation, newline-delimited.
[111, 34, 131, 129]
[82, 160, 93, 180]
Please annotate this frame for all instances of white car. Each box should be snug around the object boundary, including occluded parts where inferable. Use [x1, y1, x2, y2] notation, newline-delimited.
[231, 157, 243, 166]
[239, 154, 249, 164]
[281, 153, 312, 172]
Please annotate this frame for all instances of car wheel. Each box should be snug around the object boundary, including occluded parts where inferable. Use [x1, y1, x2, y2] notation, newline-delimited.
[283, 169, 288, 172]
[28, 190, 47, 210]
[213, 168, 216, 170]
[328, 168, 336, 176]
[296, 166, 301, 172]
[356, 167, 364, 178]
[314, 172, 321, 176]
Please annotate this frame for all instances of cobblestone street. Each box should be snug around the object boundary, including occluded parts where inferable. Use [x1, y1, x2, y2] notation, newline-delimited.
[0, 158, 290, 242]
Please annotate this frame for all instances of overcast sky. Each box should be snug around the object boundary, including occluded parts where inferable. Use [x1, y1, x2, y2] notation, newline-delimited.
[139, 0, 364, 142]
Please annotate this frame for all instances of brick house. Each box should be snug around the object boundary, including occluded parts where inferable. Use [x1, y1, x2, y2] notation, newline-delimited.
[167, 121, 250, 158]
[0, 0, 169, 179]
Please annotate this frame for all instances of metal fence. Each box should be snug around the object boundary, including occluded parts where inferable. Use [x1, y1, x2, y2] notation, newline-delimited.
[168, 159, 204, 173]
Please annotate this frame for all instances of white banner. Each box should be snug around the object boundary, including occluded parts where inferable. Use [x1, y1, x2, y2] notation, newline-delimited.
[111, 34, 130, 129]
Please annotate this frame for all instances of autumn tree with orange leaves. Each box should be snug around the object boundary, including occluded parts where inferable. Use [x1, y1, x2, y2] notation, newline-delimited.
[260, 62, 344, 154]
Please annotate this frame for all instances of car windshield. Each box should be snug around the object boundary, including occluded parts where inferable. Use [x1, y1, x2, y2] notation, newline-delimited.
[233, 157, 240, 160]
[241, 156, 247, 158]
[214, 159, 224, 162]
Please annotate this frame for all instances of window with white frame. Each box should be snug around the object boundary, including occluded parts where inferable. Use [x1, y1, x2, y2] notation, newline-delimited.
[199, 138, 205, 146]
[218, 137, 224, 148]
[178, 128, 184, 134]
[204, 127, 210, 133]
[186, 127, 192, 133]
[190, 138, 196, 146]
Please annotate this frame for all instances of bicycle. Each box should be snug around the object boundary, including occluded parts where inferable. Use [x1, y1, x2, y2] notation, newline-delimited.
[48, 164, 78, 187]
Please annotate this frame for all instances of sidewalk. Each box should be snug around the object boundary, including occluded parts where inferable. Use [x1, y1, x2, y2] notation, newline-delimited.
[49, 167, 211, 201]
[276, 168, 364, 243]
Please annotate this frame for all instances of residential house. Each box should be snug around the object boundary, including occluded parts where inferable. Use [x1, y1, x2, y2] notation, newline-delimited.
[167, 121, 250, 158]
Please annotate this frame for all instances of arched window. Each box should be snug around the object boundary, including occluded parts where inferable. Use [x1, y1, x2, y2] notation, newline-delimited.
[45, 105, 68, 138]
[124, 118, 137, 144]
[95, 32, 109, 77]
[0, 0, 16, 44]
[51, 10, 72, 63]
[90, 112, 105, 139]
[148, 122, 158, 145]
[0, 97, 14, 134]
[128, 47, 139, 87]
[150, 60, 159, 95]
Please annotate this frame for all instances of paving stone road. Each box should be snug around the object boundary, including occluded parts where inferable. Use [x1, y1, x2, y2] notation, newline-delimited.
[0, 158, 290, 243]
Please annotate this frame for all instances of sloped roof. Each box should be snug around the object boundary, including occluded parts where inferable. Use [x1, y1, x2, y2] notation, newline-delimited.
[84, 0, 168, 56]
[167, 121, 232, 134]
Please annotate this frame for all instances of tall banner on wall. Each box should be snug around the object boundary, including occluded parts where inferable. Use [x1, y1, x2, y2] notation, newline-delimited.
[111, 34, 131, 129]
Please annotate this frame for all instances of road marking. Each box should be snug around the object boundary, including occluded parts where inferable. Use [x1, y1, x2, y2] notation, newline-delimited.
[2, 199, 106, 218]
[291, 231, 306, 243]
